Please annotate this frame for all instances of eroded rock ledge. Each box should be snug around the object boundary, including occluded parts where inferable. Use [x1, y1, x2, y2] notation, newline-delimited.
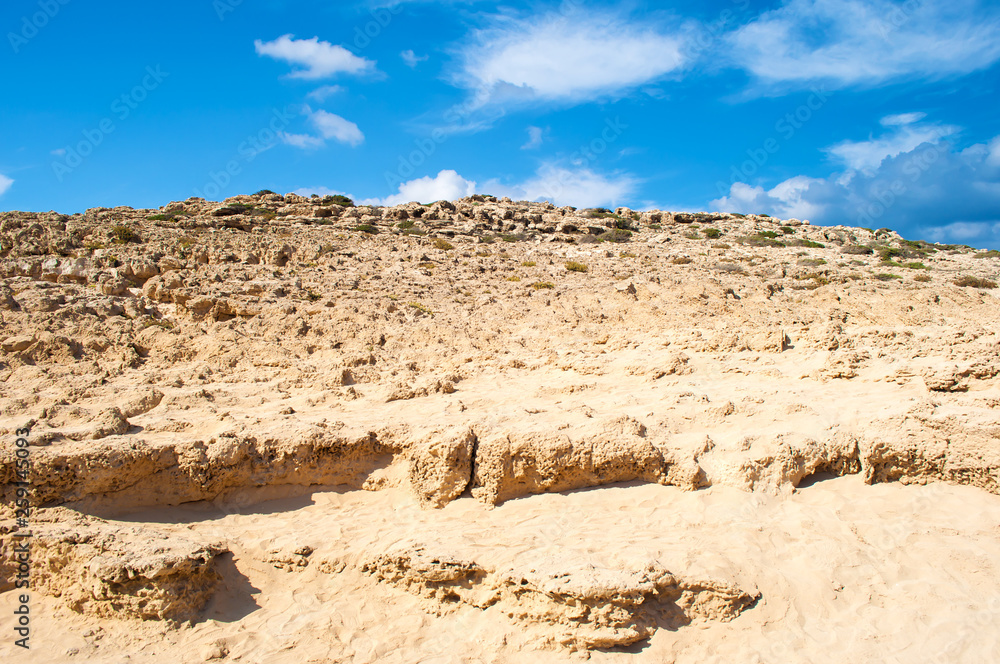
[362, 546, 759, 650]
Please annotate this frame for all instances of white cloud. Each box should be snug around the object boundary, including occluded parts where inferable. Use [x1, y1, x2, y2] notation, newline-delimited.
[712, 176, 826, 221]
[307, 85, 345, 102]
[311, 110, 365, 146]
[455, 10, 685, 105]
[826, 114, 959, 173]
[521, 126, 544, 150]
[485, 163, 639, 208]
[255, 34, 376, 79]
[368, 164, 638, 209]
[881, 112, 926, 127]
[712, 132, 1000, 248]
[280, 132, 326, 150]
[369, 170, 478, 206]
[0, 175, 12, 197]
[987, 136, 1000, 168]
[280, 110, 364, 150]
[293, 186, 353, 199]
[401, 50, 428, 68]
[726, 0, 1000, 90]
[50, 148, 66, 157]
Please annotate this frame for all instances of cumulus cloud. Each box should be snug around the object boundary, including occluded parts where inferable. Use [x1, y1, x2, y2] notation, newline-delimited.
[826, 113, 960, 173]
[521, 126, 544, 150]
[280, 110, 364, 150]
[370, 170, 477, 206]
[368, 164, 638, 209]
[311, 110, 365, 146]
[485, 163, 639, 208]
[712, 133, 1000, 248]
[726, 0, 1000, 90]
[255, 35, 376, 79]
[454, 10, 685, 106]
[0, 175, 12, 197]
[401, 50, 429, 68]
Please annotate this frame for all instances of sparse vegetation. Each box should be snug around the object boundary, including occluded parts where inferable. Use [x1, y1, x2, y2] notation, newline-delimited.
[671, 257, 694, 265]
[565, 261, 588, 273]
[398, 220, 416, 229]
[598, 228, 632, 243]
[353, 224, 379, 234]
[703, 228, 723, 239]
[530, 281, 555, 290]
[521, 260, 537, 267]
[874, 273, 902, 281]
[408, 302, 434, 315]
[147, 212, 184, 222]
[506, 276, 521, 282]
[321, 194, 355, 207]
[111, 225, 139, 244]
[914, 274, 932, 282]
[779, 226, 795, 234]
[716, 263, 746, 274]
[954, 276, 997, 288]
[433, 238, 455, 251]
[842, 245, 873, 255]
[798, 258, 827, 267]
[739, 234, 786, 248]
[255, 189, 277, 196]
[974, 250, 1000, 259]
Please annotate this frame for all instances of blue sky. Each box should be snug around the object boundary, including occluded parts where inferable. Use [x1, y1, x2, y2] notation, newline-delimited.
[2, 0, 1000, 247]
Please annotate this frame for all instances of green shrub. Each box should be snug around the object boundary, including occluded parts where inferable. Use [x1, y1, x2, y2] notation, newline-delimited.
[703, 228, 723, 239]
[433, 238, 454, 251]
[255, 189, 277, 196]
[874, 273, 902, 281]
[530, 281, 555, 290]
[322, 194, 355, 207]
[757, 230, 780, 239]
[974, 250, 1000, 259]
[398, 219, 416, 229]
[842, 245, 873, 255]
[779, 226, 795, 234]
[353, 224, 379, 234]
[521, 260, 536, 267]
[111, 226, 138, 244]
[565, 261, 588, 273]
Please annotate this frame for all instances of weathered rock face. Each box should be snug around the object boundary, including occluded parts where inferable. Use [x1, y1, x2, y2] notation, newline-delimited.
[1, 509, 225, 622]
[361, 545, 759, 650]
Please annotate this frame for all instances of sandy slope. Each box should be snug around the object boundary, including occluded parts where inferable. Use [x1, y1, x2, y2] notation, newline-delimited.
[1, 193, 999, 662]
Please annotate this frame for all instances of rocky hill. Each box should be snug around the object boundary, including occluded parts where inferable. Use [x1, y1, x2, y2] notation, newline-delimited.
[1, 192, 999, 662]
